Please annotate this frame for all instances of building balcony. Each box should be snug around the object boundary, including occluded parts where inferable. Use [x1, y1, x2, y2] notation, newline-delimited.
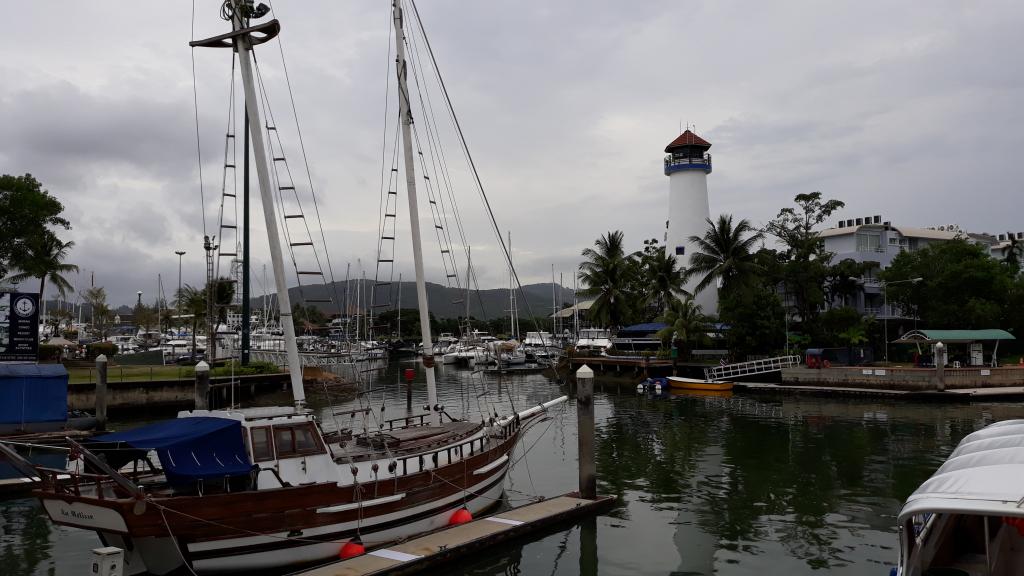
[664, 153, 712, 175]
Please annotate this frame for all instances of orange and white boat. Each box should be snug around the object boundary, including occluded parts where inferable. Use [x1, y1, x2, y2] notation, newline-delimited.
[666, 376, 734, 392]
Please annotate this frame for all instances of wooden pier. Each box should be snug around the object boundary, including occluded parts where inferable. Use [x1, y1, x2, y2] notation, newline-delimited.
[296, 494, 614, 576]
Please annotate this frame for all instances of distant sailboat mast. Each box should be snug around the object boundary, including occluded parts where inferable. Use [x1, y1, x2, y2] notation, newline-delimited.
[394, 0, 439, 424]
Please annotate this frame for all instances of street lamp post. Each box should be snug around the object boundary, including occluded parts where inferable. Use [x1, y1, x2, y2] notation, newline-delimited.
[175, 250, 186, 329]
[883, 277, 923, 363]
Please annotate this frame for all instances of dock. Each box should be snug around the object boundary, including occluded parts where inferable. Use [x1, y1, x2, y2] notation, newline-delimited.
[295, 494, 614, 576]
[736, 382, 1024, 401]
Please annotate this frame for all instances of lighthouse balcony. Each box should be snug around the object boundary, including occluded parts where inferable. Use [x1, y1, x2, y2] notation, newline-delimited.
[664, 153, 712, 175]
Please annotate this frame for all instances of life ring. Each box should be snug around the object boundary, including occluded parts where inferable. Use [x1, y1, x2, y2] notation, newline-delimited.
[822, 360, 831, 369]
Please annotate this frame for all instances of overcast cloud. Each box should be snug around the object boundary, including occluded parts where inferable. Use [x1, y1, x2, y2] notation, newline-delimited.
[2, 1, 1022, 306]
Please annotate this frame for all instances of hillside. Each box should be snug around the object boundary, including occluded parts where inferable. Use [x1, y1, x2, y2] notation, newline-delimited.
[285, 280, 576, 319]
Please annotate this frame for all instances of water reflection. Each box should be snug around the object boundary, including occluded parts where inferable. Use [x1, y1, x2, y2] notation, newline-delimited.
[1, 361, 1020, 575]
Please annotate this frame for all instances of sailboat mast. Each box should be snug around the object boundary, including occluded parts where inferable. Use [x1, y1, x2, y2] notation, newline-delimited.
[394, 0, 439, 424]
[231, 10, 306, 407]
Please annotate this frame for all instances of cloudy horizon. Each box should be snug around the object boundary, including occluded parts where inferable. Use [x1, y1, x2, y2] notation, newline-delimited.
[2, 1, 1022, 307]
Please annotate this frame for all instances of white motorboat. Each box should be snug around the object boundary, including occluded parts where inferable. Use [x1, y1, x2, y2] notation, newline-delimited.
[896, 419, 1024, 575]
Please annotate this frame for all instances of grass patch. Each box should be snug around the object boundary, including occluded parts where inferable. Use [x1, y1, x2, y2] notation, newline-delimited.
[68, 365, 193, 384]
[210, 361, 281, 378]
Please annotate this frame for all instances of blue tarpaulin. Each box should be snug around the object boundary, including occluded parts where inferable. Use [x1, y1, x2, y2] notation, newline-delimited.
[93, 417, 252, 484]
[0, 364, 68, 426]
[617, 323, 668, 337]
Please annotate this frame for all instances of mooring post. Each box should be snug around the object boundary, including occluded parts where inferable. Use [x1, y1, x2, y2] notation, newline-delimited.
[576, 364, 596, 499]
[195, 361, 210, 410]
[935, 341, 946, 392]
[95, 354, 108, 431]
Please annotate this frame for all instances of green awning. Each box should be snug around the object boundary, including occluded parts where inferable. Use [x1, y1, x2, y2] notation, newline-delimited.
[895, 329, 1016, 344]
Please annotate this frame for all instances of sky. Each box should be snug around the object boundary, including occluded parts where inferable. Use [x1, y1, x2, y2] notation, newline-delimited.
[2, 0, 1023, 307]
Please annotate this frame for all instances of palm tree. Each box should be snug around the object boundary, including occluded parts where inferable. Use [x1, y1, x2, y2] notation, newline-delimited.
[579, 231, 636, 328]
[5, 233, 78, 302]
[176, 284, 207, 360]
[686, 215, 764, 296]
[655, 297, 709, 361]
[1002, 233, 1023, 274]
[643, 245, 689, 314]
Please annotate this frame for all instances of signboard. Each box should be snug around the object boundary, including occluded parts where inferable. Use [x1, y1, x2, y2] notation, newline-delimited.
[0, 292, 39, 362]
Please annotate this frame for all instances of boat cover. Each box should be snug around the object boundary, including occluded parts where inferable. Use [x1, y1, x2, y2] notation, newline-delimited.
[899, 419, 1024, 522]
[92, 417, 252, 484]
[0, 364, 68, 426]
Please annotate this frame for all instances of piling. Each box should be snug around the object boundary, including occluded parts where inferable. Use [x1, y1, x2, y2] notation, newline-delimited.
[195, 361, 210, 410]
[935, 341, 946, 392]
[576, 364, 596, 499]
[95, 354, 108, 431]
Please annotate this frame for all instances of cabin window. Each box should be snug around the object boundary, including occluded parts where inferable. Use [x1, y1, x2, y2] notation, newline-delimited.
[251, 427, 274, 462]
[273, 423, 325, 458]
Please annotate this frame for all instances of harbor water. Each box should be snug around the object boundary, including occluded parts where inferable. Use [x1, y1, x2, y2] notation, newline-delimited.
[0, 359, 1017, 575]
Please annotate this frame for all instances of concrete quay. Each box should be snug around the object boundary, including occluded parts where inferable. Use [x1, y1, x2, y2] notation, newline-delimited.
[780, 365, 1024, 394]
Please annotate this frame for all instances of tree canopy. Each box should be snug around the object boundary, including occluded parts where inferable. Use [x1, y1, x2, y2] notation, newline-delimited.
[0, 174, 71, 280]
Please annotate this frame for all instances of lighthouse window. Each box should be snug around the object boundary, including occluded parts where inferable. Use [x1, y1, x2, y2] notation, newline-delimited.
[675, 246, 686, 256]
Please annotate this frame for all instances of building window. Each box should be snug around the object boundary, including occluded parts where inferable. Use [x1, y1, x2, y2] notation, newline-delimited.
[856, 233, 882, 252]
[675, 246, 685, 256]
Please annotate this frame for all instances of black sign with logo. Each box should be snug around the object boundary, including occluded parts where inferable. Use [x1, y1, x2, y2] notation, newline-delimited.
[0, 292, 39, 362]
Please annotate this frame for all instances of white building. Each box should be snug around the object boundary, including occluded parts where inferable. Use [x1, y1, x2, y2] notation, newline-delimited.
[818, 215, 1015, 318]
[664, 129, 716, 314]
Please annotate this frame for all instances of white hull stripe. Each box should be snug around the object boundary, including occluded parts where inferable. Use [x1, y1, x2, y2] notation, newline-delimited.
[370, 549, 422, 562]
[473, 455, 509, 475]
[316, 493, 406, 514]
[484, 516, 523, 526]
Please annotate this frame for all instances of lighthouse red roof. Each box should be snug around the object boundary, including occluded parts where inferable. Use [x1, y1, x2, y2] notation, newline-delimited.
[664, 129, 711, 153]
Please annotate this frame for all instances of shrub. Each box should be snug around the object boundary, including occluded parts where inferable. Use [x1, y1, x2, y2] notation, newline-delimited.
[210, 360, 281, 378]
[38, 344, 63, 362]
[85, 342, 119, 360]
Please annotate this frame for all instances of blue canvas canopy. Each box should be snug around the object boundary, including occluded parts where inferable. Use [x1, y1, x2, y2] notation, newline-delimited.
[0, 363, 68, 427]
[93, 417, 252, 484]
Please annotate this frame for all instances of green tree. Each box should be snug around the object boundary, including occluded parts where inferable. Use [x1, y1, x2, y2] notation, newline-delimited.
[640, 239, 689, 316]
[1001, 233, 1023, 275]
[686, 214, 764, 297]
[176, 284, 206, 360]
[579, 231, 637, 328]
[883, 239, 1014, 329]
[4, 233, 78, 302]
[293, 303, 327, 333]
[719, 277, 786, 360]
[767, 192, 845, 331]
[82, 286, 107, 332]
[824, 258, 871, 310]
[0, 174, 70, 279]
[656, 297, 709, 360]
[134, 303, 158, 336]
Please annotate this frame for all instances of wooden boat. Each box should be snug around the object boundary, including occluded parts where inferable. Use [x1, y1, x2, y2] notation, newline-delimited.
[895, 419, 1024, 575]
[4, 2, 567, 574]
[666, 376, 733, 392]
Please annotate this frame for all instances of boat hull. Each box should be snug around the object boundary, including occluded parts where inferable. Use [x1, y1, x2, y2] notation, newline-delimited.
[36, 431, 517, 575]
[666, 376, 733, 391]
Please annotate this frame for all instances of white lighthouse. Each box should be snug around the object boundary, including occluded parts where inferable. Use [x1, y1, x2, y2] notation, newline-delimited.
[664, 128, 717, 314]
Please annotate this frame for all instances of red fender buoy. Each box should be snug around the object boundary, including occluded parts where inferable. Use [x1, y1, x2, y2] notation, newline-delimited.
[449, 507, 473, 525]
[339, 538, 365, 559]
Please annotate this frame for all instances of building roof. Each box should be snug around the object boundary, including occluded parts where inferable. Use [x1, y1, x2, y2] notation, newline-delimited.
[817, 223, 962, 241]
[552, 299, 594, 319]
[899, 420, 1024, 522]
[664, 129, 712, 153]
[895, 329, 1016, 343]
